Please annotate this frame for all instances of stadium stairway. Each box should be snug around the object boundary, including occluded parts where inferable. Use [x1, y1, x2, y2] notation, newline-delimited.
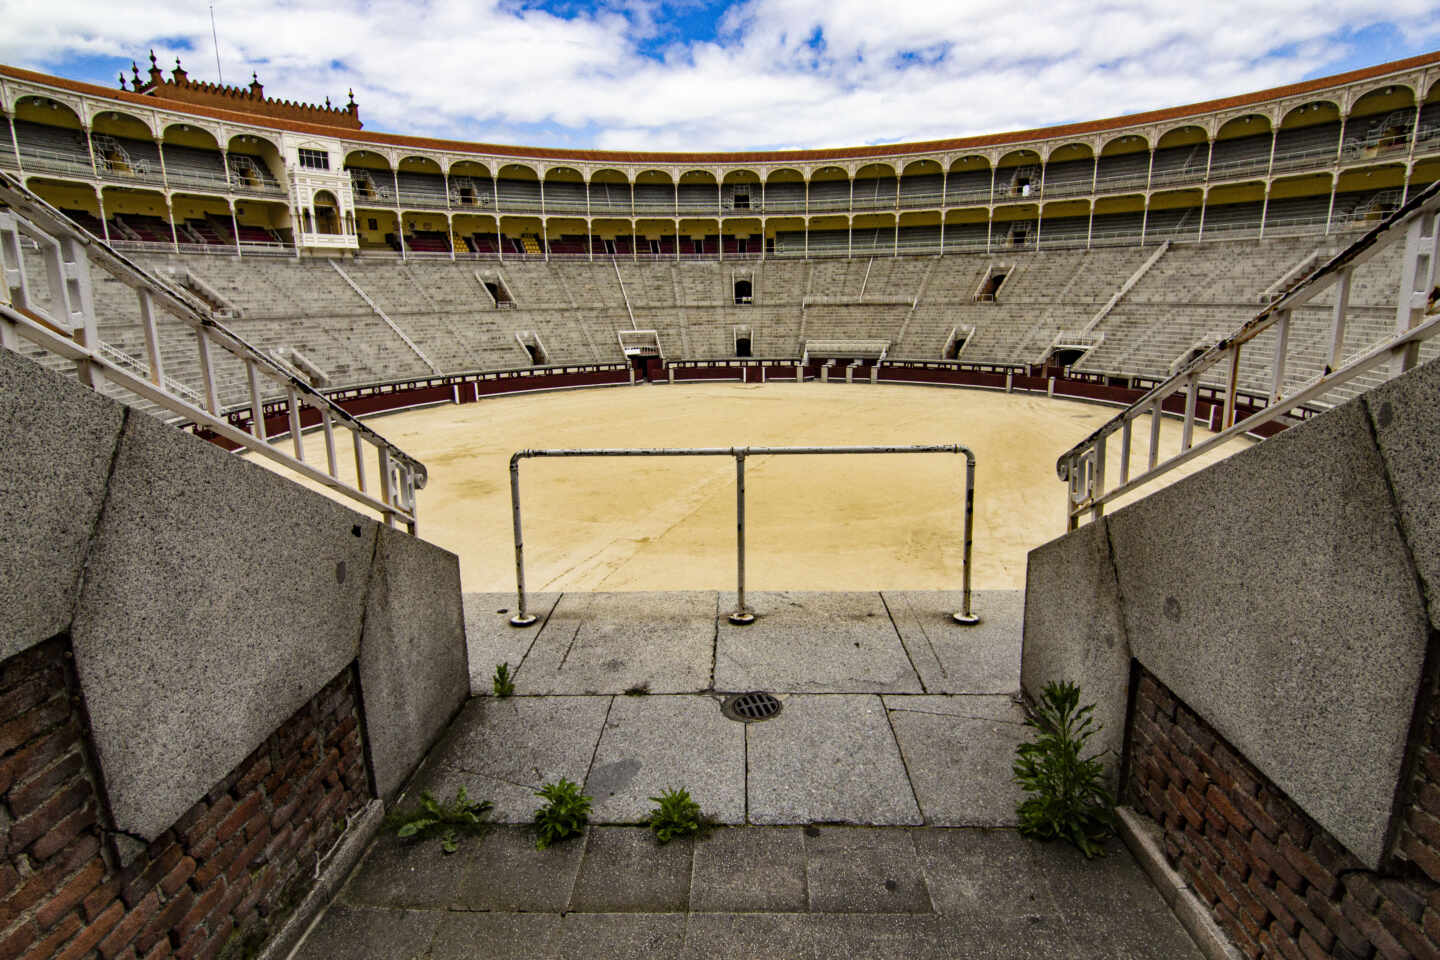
[287, 590, 1204, 959]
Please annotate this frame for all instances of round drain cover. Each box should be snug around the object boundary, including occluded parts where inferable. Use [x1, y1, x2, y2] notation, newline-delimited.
[722, 691, 782, 723]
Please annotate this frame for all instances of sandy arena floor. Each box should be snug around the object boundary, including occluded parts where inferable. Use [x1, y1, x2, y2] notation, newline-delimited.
[263, 382, 1251, 593]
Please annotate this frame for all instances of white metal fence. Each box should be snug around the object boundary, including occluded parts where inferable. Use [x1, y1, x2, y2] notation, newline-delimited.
[0, 171, 427, 532]
[1056, 179, 1440, 530]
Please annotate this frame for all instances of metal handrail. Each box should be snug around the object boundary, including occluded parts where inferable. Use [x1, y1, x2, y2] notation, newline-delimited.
[1056, 178, 1440, 530]
[507, 444, 980, 627]
[0, 170, 427, 532]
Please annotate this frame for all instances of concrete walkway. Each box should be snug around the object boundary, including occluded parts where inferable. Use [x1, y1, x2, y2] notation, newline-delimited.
[289, 590, 1204, 959]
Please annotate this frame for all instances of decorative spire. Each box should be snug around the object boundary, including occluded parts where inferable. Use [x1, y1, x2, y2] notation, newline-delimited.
[325, 96, 332, 109]
[118, 73, 127, 90]
[149, 49, 157, 68]
[347, 88, 355, 106]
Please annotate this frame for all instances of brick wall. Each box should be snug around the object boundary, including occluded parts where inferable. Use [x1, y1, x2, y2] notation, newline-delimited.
[1, 637, 371, 960]
[1127, 665, 1440, 960]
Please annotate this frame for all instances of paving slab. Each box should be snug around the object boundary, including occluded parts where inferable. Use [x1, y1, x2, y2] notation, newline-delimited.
[407, 695, 611, 821]
[802, 826, 932, 913]
[884, 695, 1028, 826]
[519, 591, 716, 694]
[463, 591, 561, 695]
[682, 912, 1073, 960]
[911, 827, 1059, 917]
[689, 827, 808, 912]
[568, 826, 695, 912]
[429, 912, 686, 960]
[289, 904, 437, 960]
[715, 591, 922, 693]
[745, 694, 921, 825]
[884, 589, 1023, 693]
[340, 833, 467, 908]
[586, 695, 745, 824]
[452, 824, 586, 911]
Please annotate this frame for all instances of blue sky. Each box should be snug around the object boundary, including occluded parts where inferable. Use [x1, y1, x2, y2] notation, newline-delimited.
[4, 0, 1440, 151]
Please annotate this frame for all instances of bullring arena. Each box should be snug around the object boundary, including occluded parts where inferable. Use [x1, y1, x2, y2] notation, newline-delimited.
[1, 47, 1439, 960]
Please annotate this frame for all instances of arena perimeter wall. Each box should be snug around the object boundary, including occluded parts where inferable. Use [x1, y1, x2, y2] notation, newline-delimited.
[0, 348, 469, 958]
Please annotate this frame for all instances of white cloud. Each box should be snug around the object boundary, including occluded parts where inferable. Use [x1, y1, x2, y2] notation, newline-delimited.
[2, 0, 1438, 150]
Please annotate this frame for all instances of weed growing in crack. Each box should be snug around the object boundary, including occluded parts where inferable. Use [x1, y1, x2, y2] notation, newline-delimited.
[534, 778, 591, 849]
[385, 787, 492, 854]
[646, 786, 711, 844]
[1013, 680, 1114, 859]
[492, 662, 515, 697]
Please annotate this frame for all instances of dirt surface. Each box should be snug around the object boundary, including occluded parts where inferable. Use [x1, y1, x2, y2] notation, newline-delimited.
[267, 382, 1251, 593]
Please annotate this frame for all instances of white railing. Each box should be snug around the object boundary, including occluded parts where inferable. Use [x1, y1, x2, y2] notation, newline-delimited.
[0, 171, 426, 532]
[1057, 178, 1440, 530]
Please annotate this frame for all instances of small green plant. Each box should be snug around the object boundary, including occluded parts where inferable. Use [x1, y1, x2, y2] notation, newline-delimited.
[1013, 680, 1115, 859]
[534, 778, 591, 849]
[492, 662, 515, 697]
[384, 787, 492, 854]
[646, 787, 704, 844]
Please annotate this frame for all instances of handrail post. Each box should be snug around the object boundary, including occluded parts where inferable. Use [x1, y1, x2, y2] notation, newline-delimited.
[509, 453, 538, 626]
[953, 448, 980, 625]
[729, 449, 756, 625]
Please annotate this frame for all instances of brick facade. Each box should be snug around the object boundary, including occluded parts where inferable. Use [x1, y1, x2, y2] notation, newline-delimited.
[1127, 665, 1440, 960]
[0, 637, 371, 960]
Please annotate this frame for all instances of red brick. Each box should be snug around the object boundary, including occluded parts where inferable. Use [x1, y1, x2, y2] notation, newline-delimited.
[123, 843, 182, 908]
[1231, 788, 1280, 840]
[1410, 808, 1440, 850]
[1422, 747, 1440, 783]
[15, 911, 82, 960]
[1262, 923, 1304, 960]
[55, 898, 123, 960]
[234, 755, 271, 796]
[1224, 867, 1266, 928]
[1295, 929, 1331, 960]
[1167, 784, 1202, 829]
[36, 857, 106, 931]
[1424, 906, 1440, 945]
[1275, 881, 1334, 951]
[176, 883, 224, 941]
[160, 857, 196, 898]
[1198, 749, 1235, 793]
[216, 794, 260, 844]
[83, 876, 122, 923]
[182, 796, 234, 848]
[1280, 834, 1338, 897]
[1215, 903, 1262, 958]
[1248, 872, 1298, 936]
[193, 834, 244, 888]
[137, 889, 192, 954]
[1419, 783, 1440, 818]
[1345, 874, 1383, 911]
[6, 779, 90, 855]
[31, 803, 98, 862]
[226, 827, 271, 883]
[0, 835, 100, 929]
[1379, 899, 1435, 960]
[140, 938, 171, 960]
[8, 752, 85, 818]
[0, 697, 69, 756]
[1305, 885, 1370, 956]
[0, 922, 37, 960]
[1251, 831, 1304, 892]
[1404, 832, 1440, 885]
[1342, 892, 1410, 959]
[193, 916, 233, 960]
[98, 891, 160, 960]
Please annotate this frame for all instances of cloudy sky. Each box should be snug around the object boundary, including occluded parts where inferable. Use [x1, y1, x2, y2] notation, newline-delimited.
[4, 0, 1440, 151]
